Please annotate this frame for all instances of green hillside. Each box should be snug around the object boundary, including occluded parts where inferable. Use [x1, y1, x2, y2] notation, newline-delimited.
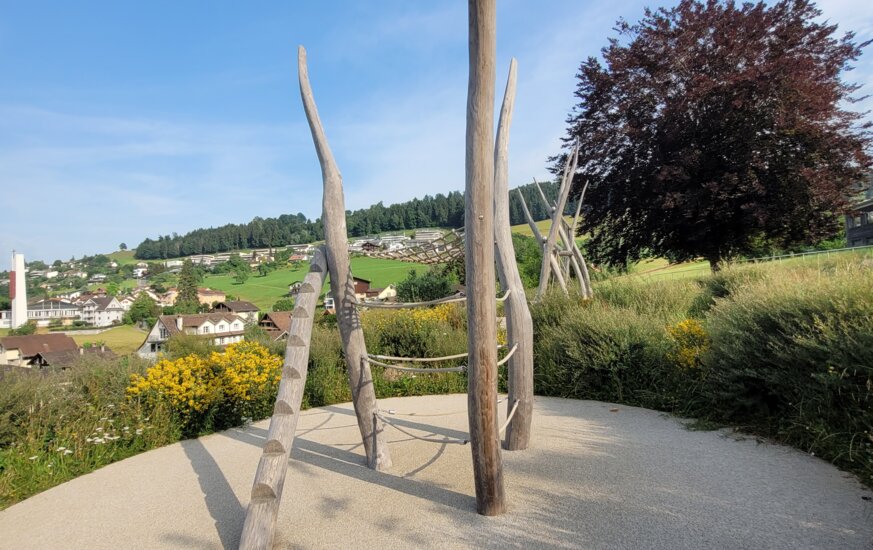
[203, 256, 427, 310]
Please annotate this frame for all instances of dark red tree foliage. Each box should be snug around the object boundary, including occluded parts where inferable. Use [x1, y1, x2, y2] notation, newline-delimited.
[562, 0, 871, 269]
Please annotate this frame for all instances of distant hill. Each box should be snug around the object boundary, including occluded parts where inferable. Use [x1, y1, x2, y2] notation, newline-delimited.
[133, 181, 569, 260]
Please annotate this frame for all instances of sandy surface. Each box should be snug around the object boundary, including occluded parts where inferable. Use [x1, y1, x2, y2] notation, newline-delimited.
[1, 394, 870, 549]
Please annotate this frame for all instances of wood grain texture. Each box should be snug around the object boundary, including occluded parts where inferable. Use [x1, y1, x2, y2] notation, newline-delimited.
[492, 58, 534, 451]
[465, 0, 506, 516]
[239, 247, 328, 550]
[298, 46, 391, 472]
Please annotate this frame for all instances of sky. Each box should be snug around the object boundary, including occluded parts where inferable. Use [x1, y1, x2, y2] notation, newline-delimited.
[1, 0, 872, 268]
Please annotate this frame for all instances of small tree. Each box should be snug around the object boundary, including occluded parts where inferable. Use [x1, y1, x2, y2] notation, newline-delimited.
[396, 268, 455, 302]
[175, 260, 200, 314]
[233, 265, 251, 285]
[128, 293, 160, 326]
[272, 298, 295, 312]
[119, 243, 128, 251]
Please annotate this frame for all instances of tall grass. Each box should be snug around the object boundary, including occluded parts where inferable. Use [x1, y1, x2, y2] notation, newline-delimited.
[0, 357, 179, 508]
[533, 260, 873, 487]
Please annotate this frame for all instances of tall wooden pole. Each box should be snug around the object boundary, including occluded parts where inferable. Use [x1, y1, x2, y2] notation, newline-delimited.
[239, 248, 328, 550]
[465, 0, 505, 516]
[493, 58, 534, 451]
[298, 46, 391, 471]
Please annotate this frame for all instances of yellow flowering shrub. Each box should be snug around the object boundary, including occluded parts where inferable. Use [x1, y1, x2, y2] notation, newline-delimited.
[212, 341, 282, 402]
[667, 319, 709, 370]
[127, 354, 221, 418]
[127, 342, 282, 432]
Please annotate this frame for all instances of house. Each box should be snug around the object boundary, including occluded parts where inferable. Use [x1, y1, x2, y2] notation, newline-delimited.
[363, 284, 397, 302]
[213, 300, 260, 323]
[361, 241, 382, 252]
[0, 334, 79, 367]
[0, 310, 10, 329]
[159, 288, 179, 307]
[846, 183, 873, 247]
[80, 296, 124, 327]
[31, 345, 116, 369]
[88, 273, 108, 283]
[132, 267, 148, 278]
[118, 295, 137, 311]
[137, 313, 247, 359]
[45, 271, 59, 279]
[27, 299, 82, 327]
[287, 244, 314, 254]
[258, 311, 293, 340]
[414, 229, 443, 242]
[323, 294, 335, 314]
[164, 260, 184, 268]
[197, 288, 226, 306]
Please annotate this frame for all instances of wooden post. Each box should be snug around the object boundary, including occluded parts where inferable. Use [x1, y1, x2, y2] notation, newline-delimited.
[297, 46, 391, 471]
[239, 247, 328, 550]
[534, 147, 579, 302]
[493, 58, 534, 451]
[465, 0, 505, 516]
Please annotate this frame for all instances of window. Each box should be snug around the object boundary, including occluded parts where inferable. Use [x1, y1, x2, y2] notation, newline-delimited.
[854, 215, 862, 227]
[159, 327, 169, 339]
[202, 325, 211, 334]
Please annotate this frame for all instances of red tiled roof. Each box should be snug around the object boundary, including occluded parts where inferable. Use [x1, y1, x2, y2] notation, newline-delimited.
[0, 334, 78, 357]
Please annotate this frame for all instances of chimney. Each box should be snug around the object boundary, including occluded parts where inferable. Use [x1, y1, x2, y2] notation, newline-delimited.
[176, 316, 183, 330]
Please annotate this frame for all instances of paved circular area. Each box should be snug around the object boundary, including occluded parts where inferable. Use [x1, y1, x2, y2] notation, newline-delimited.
[1, 394, 871, 549]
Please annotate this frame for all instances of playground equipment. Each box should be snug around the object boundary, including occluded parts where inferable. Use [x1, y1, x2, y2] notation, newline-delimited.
[240, 1, 534, 547]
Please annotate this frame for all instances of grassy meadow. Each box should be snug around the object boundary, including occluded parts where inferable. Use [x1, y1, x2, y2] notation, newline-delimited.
[70, 325, 147, 355]
[203, 256, 427, 310]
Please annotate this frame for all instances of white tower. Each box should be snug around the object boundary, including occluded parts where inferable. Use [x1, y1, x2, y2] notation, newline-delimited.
[10, 251, 27, 329]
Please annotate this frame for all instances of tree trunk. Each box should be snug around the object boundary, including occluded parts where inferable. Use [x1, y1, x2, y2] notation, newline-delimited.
[298, 46, 391, 471]
[492, 58, 534, 451]
[465, 0, 505, 516]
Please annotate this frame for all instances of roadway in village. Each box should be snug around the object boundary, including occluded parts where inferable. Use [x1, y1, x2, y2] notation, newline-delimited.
[1, 394, 871, 549]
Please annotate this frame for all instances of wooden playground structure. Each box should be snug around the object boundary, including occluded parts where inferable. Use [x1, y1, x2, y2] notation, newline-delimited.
[236, 1, 590, 547]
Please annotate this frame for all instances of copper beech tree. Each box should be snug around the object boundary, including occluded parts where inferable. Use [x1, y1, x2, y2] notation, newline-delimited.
[561, 0, 872, 271]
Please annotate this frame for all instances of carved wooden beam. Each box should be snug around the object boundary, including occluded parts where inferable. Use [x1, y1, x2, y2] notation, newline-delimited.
[298, 46, 391, 471]
[492, 58, 534, 451]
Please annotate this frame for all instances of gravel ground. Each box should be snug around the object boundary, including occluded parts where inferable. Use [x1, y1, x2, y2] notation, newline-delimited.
[1, 394, 870, 549]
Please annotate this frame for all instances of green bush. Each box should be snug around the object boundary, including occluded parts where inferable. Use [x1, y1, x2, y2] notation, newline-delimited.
[699, 267, 873, 484]
[532, 298, 687, 410]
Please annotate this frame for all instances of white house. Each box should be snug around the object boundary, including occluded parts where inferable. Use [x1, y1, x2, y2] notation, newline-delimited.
[80, 296, 124, 327]
[137, 313, 247, 359]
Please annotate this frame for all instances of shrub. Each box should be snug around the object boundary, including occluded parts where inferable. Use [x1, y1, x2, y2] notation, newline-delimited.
[532, 299, 686, 410]
[666, 319, 709, 371]
[699, 267, 873, 484]
[127, 341, 282, 436]
[395, 268, 456, 302]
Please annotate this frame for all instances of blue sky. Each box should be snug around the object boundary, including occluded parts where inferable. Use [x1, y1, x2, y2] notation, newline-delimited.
[2, 0, 871, 268]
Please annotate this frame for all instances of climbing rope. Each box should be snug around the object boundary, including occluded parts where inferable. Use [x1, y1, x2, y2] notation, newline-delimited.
[498, 400, 520, 436]
[355, 289, 511, 309]
[365, 357, 466, 373]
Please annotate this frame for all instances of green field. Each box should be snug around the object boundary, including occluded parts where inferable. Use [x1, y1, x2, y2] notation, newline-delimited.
[107, 250, 138, 265]
[203, 256, 427, 310]
[71, 325, 147, 355]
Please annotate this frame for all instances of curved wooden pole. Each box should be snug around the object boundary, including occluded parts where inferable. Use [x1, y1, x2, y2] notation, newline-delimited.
[492, 58, 534, 451]
[239, 247, 328, 549]
[298, 46, 391, 471]
[466, 0, 505, 516]
[535, 146, 578, 302]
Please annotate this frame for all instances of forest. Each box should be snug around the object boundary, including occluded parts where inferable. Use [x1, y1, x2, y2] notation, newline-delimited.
[133, 180, 566, 259]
